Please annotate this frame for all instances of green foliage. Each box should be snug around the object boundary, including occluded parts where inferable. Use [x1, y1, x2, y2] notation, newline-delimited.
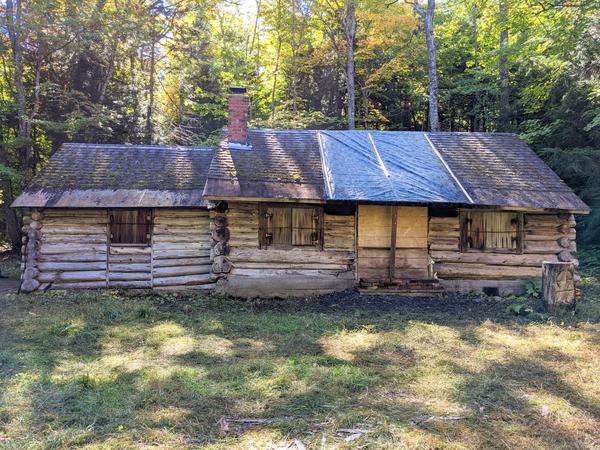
[506, 302, 533, 316]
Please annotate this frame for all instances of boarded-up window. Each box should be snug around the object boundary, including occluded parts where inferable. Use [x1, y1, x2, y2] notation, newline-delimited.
[109, 209, 152, 245]
[259, 205, 323, 249]
[460, 210, 523, 253]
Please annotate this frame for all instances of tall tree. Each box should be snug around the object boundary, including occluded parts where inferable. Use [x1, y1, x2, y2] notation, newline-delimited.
[498, 0, 509, 130]
[412, 0, 440, 131]
[345, 0, 356, 129]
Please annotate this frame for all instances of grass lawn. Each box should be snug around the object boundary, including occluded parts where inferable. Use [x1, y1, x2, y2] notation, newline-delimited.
[0, 249, 599, 449]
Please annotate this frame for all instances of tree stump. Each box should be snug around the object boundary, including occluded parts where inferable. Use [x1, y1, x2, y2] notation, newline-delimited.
[542, 262, 576, 312]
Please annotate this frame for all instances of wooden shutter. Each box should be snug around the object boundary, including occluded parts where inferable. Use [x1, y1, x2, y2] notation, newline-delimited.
[266, 206, 292, 247]
[292, 207, 316, 246]
[460, 210, 523, 253]
[109, 209, 152, 245]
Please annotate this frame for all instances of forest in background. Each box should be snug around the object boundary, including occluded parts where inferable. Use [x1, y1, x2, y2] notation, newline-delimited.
[0, 0, 599, 250]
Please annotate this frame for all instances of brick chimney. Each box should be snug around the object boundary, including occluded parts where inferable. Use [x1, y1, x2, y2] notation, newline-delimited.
[227, 86, 249, 146]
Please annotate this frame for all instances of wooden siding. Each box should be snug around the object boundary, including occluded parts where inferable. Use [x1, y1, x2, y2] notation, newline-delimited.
[223, 202, 355, 296]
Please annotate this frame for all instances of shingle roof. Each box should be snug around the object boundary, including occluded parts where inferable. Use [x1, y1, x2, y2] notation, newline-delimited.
[427, 133, 589, 212]
[203, 129, 324, 200]
[12, 143, 214, 208]
[12, 131, 589, 213]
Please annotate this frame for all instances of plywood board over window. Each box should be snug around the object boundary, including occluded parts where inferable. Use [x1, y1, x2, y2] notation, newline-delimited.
[259, 204, 323, 249]
[109, 209, 153, 246]
[357, 205, 429, 281]
[460, 210, 523, 253]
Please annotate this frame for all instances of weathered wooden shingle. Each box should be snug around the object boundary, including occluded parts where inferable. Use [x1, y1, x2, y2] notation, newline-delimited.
[427, 133, 589, 212]
[12, 143, 214, 208]
[203, 129, 325, 200]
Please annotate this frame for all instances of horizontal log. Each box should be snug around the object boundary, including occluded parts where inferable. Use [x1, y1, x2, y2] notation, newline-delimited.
[434, 262, 541, 279]
[44, 210, 106, 218]
[230, 268, 354, 278]
[524, 241, 565, 254]
[40, 244, 107, 254]
[153, 218, 210, 226]
[108, 254, 151, 264]
[430, 250, 558, 267]
[152, 234, 209, 244]
[233, 262, 350, 271]
[229, 248, 354, 264]
[38, 261, 107, 271]
[109, 246, 151, 255]
[429, 217, 459, 225]
[153, 256, 210, 267]
[41, 225, 107, 235]
[108, 263, 151, 272]
[38, 253, 107, 263]
[153, 250, 211, 259]
[152, 242, 211, 251]
[108, 272, 151, 281]
[152, 274, 214, 286]
[41, 234, 107, 245]
[153, 265, 211, 277]
[39, 270, 107, 282]
[153, 222, 210, 231]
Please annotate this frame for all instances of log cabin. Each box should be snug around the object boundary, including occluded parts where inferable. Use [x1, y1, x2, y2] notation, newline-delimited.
[12, 87, 590, 296]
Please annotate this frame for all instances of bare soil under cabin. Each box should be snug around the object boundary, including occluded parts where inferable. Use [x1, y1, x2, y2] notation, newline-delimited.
[0, 249, 599, 449]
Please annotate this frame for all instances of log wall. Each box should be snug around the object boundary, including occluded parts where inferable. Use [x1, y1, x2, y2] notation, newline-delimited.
[19, 208, 215, 291]
[221, 202, 356, 297]
[429, 212, 578, 294]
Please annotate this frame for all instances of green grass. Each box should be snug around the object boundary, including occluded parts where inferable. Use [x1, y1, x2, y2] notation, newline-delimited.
[1, 290, 599, 449]
[0, 249, 599, 449]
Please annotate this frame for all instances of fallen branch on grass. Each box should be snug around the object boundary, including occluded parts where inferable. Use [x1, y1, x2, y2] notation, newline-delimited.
[336, 428, 370, 442]
[411, 415, 467, 425]
[225, 416, 295, 424]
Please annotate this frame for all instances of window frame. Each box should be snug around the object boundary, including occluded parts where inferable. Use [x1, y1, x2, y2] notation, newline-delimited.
[108, 208, 153, 247]
[459, 209, 524, 254]
[258, 203, 324, 250]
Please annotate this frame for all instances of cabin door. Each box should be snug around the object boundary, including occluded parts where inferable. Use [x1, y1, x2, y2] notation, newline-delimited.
[357, 205, 429, 283]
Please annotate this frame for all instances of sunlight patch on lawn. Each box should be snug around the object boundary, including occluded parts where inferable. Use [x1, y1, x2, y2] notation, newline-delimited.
[319, 328, 379, 362]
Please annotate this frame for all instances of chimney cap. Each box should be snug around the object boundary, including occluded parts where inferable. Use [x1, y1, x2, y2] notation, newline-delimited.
[229, 86, 247, 94]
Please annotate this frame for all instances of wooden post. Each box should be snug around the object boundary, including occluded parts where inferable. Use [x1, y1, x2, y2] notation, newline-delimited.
[389, 205, 398, 282]
[542, 261, 576, 312]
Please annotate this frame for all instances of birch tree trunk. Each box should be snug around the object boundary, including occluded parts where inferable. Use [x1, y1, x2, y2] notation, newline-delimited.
[424, 0, 440, 131]
[498, 0, 510, 130]
[345, 0, 356, 130]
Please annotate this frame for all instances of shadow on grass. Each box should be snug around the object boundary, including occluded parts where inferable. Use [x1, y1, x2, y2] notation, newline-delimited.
[0, 290, 598, 448]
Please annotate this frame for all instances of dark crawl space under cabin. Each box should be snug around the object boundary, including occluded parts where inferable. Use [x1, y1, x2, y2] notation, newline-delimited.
[11, 87, 590, 297]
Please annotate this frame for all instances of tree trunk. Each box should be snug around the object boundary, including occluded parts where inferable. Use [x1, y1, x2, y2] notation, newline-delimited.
[345, 0, 356, 129]
[270, 0, 283, 120]
[424, 0, 440, 131]
[542, 262, 576, 312]
[498, 0, 510, 130]
[6, 0, 34, 178]
[0, 174, 21, 251]
[145, 36, 156, 143]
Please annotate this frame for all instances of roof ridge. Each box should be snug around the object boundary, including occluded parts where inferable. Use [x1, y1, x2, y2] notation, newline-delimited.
[61, 142, 214, 151]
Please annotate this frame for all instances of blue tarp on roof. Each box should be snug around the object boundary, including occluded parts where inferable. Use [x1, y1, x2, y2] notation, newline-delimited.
[318, 130, 469, 203]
